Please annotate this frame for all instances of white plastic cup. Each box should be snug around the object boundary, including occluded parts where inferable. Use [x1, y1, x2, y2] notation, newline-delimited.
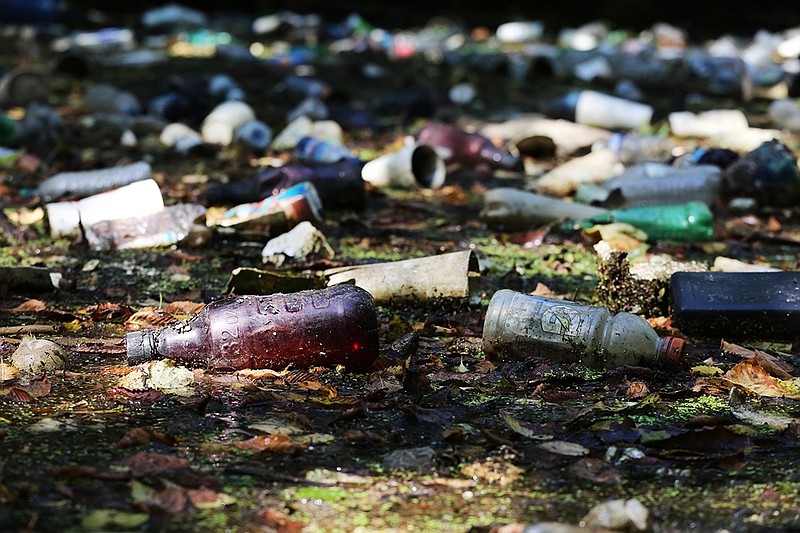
[201, 100, 256, 146]
[361, 143, 446, 189]
[46, 179, 164, 238]
[574, 90, 653, 130]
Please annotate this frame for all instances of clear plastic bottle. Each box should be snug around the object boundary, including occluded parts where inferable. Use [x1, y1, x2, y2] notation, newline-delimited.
[83, 203, 207, 250]
[126, 284, 380, 372]
[36, 161, 152, 202]
[593, 164, 722, 208]
[481, 188, 608, 231]
[294, 136, 357, 164]
[601, 132, 675, 165]
[482, 290, 684, 368]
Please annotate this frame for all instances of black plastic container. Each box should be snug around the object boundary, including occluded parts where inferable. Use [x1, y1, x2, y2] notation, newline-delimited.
[670, 271, 800, 341]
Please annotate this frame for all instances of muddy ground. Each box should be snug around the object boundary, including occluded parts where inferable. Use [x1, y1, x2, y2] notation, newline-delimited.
[2, 9, 800, 533]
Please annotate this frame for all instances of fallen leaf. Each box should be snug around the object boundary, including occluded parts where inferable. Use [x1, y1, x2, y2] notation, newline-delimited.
[461, 455, 524, 487]
[691, 365, 723, 377]
[236, 368, 284, 380]
[252, 507, 307, 532]
[119, 452, 190, 477]
[1, 299, 48, 313]
[81, 509, 149, 531]
[0, 387, 35, 403]
[118, 360, 195, 396]
[234, 434, 307, 453]
[645, 426, 752, 458]
[500, 411, 552, 440]
[164, 301, 206, 317]
[722, 358, 800, 399]
[538, 440, 590, 457]
[113, 427, 177, 448]
[420, 477, 476, 489]
[131, 480, 188, 515]
[0, 362, 19, 382]
[729, 386, 799, 431]
[569, 457, 620, 484]
[187, 488, 235, 509]
[86, 302, 131, 321]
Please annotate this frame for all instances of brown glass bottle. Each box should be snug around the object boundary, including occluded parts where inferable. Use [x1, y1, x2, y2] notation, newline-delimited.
[126, 284, 380, 372]
[415, 121, 519, 169]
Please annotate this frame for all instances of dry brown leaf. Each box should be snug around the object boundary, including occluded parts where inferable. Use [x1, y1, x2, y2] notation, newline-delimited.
[113, 427, 176, 448]
[0, 362, 19, 382]
[569, 457, 621, 484]
[252, 507, 307, 532]
[87, 302, 130, 321]
[420, 477, 476, 489]
[722, 359, 800, 399]
[530, 282, 558, 298]
[236, 368, 284, 380]
[721, 340, 758, 358]
[752, 351, 794, 379]
[1, 387, 35, 403]
[2, 299, 48, 313]
[164, 301, 205, 317]
[234, 434, 307, 453]
[119, 451, 190, 477]
[125, 307, 177, 331]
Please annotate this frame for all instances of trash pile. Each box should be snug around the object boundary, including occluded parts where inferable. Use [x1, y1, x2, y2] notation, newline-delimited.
[2, 3, 800, 531]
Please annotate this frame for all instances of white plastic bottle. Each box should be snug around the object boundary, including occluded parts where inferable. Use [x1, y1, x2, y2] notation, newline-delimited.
[45, 179, 164, 238]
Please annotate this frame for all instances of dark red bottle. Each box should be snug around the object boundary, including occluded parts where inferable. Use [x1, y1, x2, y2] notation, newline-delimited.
[415, 121, 519, 169]
[125, 284, 380, 372]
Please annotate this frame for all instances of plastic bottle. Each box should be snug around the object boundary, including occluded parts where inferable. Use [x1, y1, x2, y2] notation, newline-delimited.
[218, 181, 322, 228]
[201, 100, 256, 146]
[481, 188, 608, 231]
[36, 161, 152, 202]
[482, 290, 684, 368]
[577, 202, 715, 242]
[83, 203, 207, 251]
[233, 119, 272, 152]
[294, 136, 358, 164]
[203, 160, 366, 211]
[414, 121, 519, 169]
[126, 284, 380, 372]
[601, 133, 675, 165]
[672, 147, 739, 170]
[538, 90, 653, 130]
[45, 179, 164, 238]
[85, 84, 141, 116]
[585, 164, 722, 208]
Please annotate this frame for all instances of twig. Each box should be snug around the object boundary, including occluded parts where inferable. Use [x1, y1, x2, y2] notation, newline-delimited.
[0, 324, 58, 335]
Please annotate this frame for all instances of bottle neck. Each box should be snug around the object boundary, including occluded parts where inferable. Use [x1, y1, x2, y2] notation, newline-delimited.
[656, 336, 685, 363]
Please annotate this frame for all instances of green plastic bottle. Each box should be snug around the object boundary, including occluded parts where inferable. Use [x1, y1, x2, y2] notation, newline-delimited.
[579, 201, 714, 242]
[0, 115, 18, 146]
